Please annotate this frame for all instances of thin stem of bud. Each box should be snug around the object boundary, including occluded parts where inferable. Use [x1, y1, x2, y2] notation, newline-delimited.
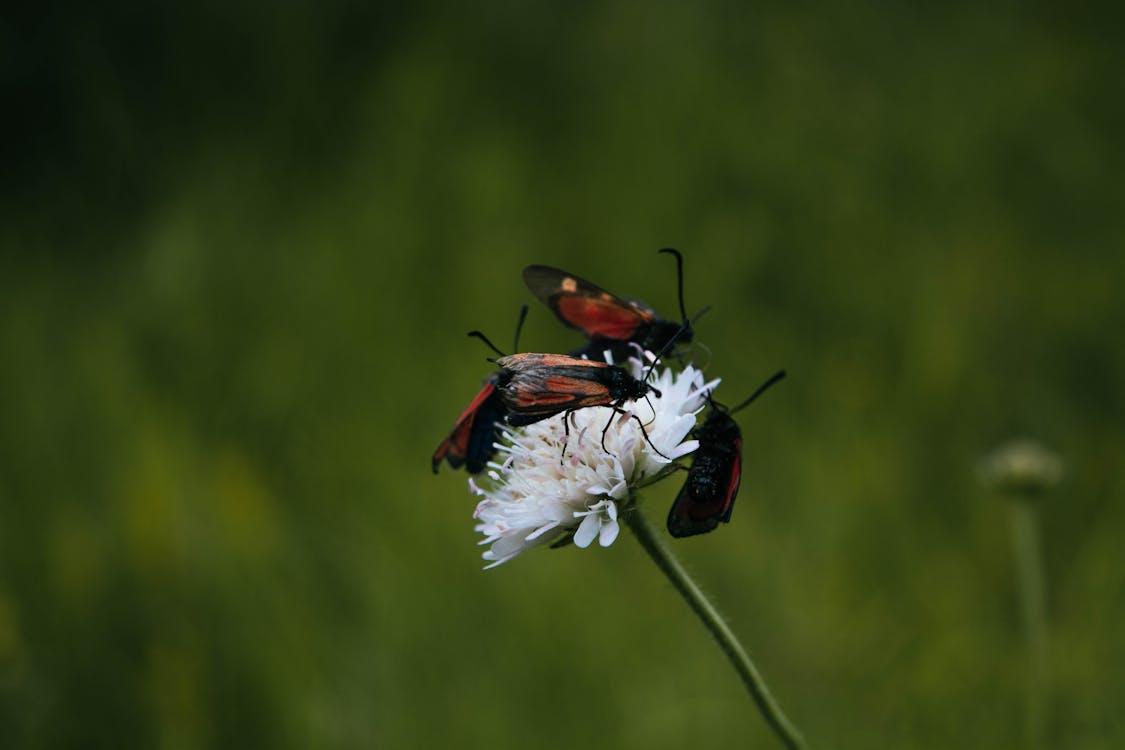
[1009, 498, 1049, 749]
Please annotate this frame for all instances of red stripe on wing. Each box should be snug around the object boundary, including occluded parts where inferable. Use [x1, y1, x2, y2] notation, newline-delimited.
[555, 296, 648, 340]
[720, 439, 743, 523]
[432, 383, 495, 472]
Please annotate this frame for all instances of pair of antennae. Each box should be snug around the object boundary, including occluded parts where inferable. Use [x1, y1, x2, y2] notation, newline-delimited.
[468, 304, 528, 358]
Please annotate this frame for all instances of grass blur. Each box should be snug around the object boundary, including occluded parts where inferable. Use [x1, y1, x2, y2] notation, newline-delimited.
[1, 2, 1123, 748]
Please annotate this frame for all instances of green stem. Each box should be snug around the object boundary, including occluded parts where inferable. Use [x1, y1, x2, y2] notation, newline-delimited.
[1009, 498, 1049, 750]
[624, 503, 807, 750]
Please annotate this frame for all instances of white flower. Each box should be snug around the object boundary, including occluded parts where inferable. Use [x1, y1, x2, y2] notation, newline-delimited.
[978, 438, 1063, 495]
[470, 355, 718, 568]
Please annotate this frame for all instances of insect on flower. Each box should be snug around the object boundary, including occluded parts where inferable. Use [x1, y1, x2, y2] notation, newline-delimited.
[432, 306, 528, 475]
[667, 370, 786, 538]
[472, 360, 715, 567]
[468, 329, 686, 459]
[523, 248, 696, 361]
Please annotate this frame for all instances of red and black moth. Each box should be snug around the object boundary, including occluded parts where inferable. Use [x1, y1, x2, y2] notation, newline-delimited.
[522, 248, 693, 361]
[667, 370, 786, 538]
[492, 352, 664, 455]
[432, 307, 527, 475]
[467, 326, 682, 457]
[492, 353, 657, 428]
[430, 376, 507, 474]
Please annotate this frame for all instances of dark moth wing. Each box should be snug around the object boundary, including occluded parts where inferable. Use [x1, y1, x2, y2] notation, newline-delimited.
[523, 265, 656, 342]
[492, 353, 622, 426]
[435, 305, 531, 476]
[666, 369, 785, 537]
[666, 410, 743, 538]
[432, 381, 506, 474]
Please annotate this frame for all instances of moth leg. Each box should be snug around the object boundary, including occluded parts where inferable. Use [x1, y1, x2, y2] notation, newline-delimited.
[559, 410, 573, 461]
[630, 412, 669, 460]
[599, 407, 618, 456]
[598, 404, 671, 461]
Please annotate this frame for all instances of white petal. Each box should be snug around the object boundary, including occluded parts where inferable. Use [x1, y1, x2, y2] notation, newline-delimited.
[599, 519, 620, 547]
[668, 440, 700, 459]
[525, 521, 562, 541]
[573, 513, 600, 548]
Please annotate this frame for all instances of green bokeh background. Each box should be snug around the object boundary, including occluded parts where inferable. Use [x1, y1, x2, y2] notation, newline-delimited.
[2, 3, 1122, 748]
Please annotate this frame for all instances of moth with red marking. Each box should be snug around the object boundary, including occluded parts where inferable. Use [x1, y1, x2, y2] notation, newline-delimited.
[431, 375, 507, 474]
[523, 248, 694, 361]
[432, 307, 527, 475]
[667, 370, 786, 538]
[493, 352, 663, 455]
[468, 327, 682, 457]
[493, 353, 656, 428]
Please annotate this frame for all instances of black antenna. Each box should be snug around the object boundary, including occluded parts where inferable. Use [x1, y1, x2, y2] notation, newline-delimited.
[511, 304, 529, 352]
[467, 330, 506, 358]
[729, 370, 787, 414]
[468, 305, 528, 359]
[638, 318, 692, 389]
[658, 248, 689, 324]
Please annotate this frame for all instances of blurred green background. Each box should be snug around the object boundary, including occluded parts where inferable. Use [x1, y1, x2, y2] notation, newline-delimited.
[2, 2, 1122, 748]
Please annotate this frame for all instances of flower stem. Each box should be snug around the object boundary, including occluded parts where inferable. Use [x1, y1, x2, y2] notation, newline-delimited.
[1008, 498, 1049, 749]
[624, 504, 807, 750]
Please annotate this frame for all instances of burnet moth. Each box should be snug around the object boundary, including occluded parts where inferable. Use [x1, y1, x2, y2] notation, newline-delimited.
[522, 248, 694, 361]
[666, 370, 786, 538]
[432, 306, 528, 475]
[467, 327, 686, 458]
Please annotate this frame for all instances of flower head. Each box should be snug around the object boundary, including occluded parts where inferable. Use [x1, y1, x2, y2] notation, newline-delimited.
[978, 438, 1063, 497]
[470, 354, 717, 568]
